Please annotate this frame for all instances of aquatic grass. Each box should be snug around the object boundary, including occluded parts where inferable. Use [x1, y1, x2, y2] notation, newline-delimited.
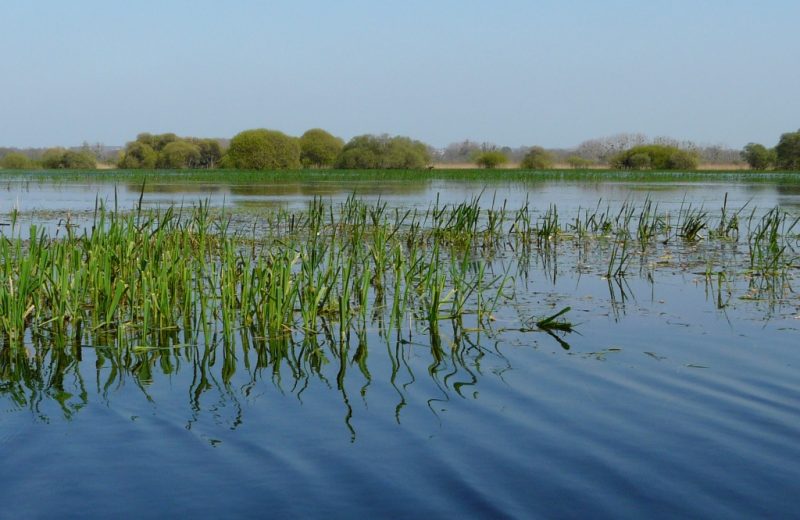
[0, 194, 797, 355]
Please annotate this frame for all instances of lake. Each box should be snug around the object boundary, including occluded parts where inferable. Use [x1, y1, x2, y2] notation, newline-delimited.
[1, 172, 798, 518]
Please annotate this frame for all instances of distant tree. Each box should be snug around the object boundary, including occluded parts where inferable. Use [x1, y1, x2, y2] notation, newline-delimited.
[41, 148, 68, 169]
[441, 140, 482, 164]
[627, 153, 651, 170]
[666, 149, 699, 170]
[118, 141, 158, 169]
[1, 152, 33, 169]
[335, 134, 430, 169]
[336, 135, 382, 169]
[775, 129, 800, 170]
[157, 141, 201, 169]
[223, 129, 301, 170]
[299, 129, 344, 168]
[576, 133, 649, 164]
[740, 143, 776, 170]
[195, 139, 223, 168]
[519, 146, 554, 169]
[383, 136, 431, 169]
[475, 151, 508, 169]
[62, 150, 97, 169]
[610, 145, 698, 170]
[136, 132, 178, 152]
[41, 148, 97, 169]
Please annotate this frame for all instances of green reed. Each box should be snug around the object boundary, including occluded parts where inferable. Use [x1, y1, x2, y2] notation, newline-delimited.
[1, 194, 798, 351]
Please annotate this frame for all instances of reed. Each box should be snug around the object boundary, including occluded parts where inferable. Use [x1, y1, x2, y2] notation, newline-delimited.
[1, 194, 796, 357]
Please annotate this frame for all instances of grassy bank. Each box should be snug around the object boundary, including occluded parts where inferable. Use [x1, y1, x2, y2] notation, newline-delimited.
[0, 168, 799, 185]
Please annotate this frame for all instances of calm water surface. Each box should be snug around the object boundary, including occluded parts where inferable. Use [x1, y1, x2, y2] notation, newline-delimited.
[1, 177, 798, 518]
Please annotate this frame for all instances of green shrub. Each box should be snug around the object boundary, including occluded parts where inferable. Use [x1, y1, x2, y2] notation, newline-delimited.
[775, 129, 800, 170]
[666, 149, 699, 170]
[610, 144, 698, 170]
[157, 141, 201, 169]
[740, 143, 776, 170]
[474, 151, 508, 169]
[628, 153, 651, 170]
[0, 152, 33, 169]
[224, 129, 301, 170]
[118, 142, 158, 169]
[519, 146, 554, 169]
[41, 148, 96, 169]
[335, 134, 430, 169]
[300, 129, 344, 168]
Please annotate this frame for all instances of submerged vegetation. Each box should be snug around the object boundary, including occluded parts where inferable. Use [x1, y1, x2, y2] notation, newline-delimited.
[0, 193, 796, 348]
[0, 190, 798, 425]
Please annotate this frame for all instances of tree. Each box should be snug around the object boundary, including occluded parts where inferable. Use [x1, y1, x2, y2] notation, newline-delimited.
[775, 129, 800, 170]
[223, 129, 301, 170]
[519, 146, 554, 169]
[610, 145, 698, 170]
[336, 135, 382, 169]
[42, 148, 68, 169]
[335, 134, 430, 169]
[41, 148, 96, 169]
[666, 149, 699, 170]
[1, 152, 33, 169]
[136, 132, 178, 152]
[740, 143, 775, 170]
[118, 141, 158, 169]
[157, 141, 201, 169]
[441, 140, 482, 164]
[61, 150, 97, 169]
[195, 139, 223, 169]
[299, 129, 344, 168]
[475, 151, 507, 169]
[383, 136, 431, 168]
[627, 153, 651, 170]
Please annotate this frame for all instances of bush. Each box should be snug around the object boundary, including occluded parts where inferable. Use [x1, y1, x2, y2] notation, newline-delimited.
[41, 148, 96, 169]
[300, 129, 344, 168]
[224, 129, 301, 170]
[194, 139, 223, 169]
[519, 146, 554, 169]
[740, 143, 776, 170]
[136, 133, 178, 152]
[1, 152, 33, 169]
[775, 129, 800, 170]
[666, 149, 699, 170]
[157, 141, 201, 169]
[118, 141, 158, 169]
[475, 151, 508, 169]
[610, 144, 698, 170]
[628, 153, 651, 170]
[335, 134, 430, 169]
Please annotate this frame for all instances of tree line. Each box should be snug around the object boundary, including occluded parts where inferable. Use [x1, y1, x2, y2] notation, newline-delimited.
[1, 128, 799, 171]
[740, 130, 800, 170]
[116, 129, 432, 170]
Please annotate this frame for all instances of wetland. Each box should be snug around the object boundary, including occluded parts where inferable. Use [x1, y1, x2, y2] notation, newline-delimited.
[1, 170, 799, 518]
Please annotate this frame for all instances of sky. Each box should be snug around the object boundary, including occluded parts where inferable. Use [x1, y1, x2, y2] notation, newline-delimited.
[1, 0, 798, 149]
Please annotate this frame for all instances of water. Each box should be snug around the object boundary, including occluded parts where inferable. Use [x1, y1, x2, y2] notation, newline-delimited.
[1, 175, 799, 518]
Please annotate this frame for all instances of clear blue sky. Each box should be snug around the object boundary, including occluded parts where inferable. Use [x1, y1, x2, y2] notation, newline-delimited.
[1, 0, 798, 149]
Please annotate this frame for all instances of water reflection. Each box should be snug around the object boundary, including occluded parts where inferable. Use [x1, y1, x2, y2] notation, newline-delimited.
[2, 176, 797, 218]
[0, 319, 520, 440]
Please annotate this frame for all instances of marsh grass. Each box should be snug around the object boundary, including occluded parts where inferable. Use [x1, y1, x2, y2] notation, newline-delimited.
[2, 168, 800, 189]
[0, 193, 797, 358]
[1, 192, 799, 426]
